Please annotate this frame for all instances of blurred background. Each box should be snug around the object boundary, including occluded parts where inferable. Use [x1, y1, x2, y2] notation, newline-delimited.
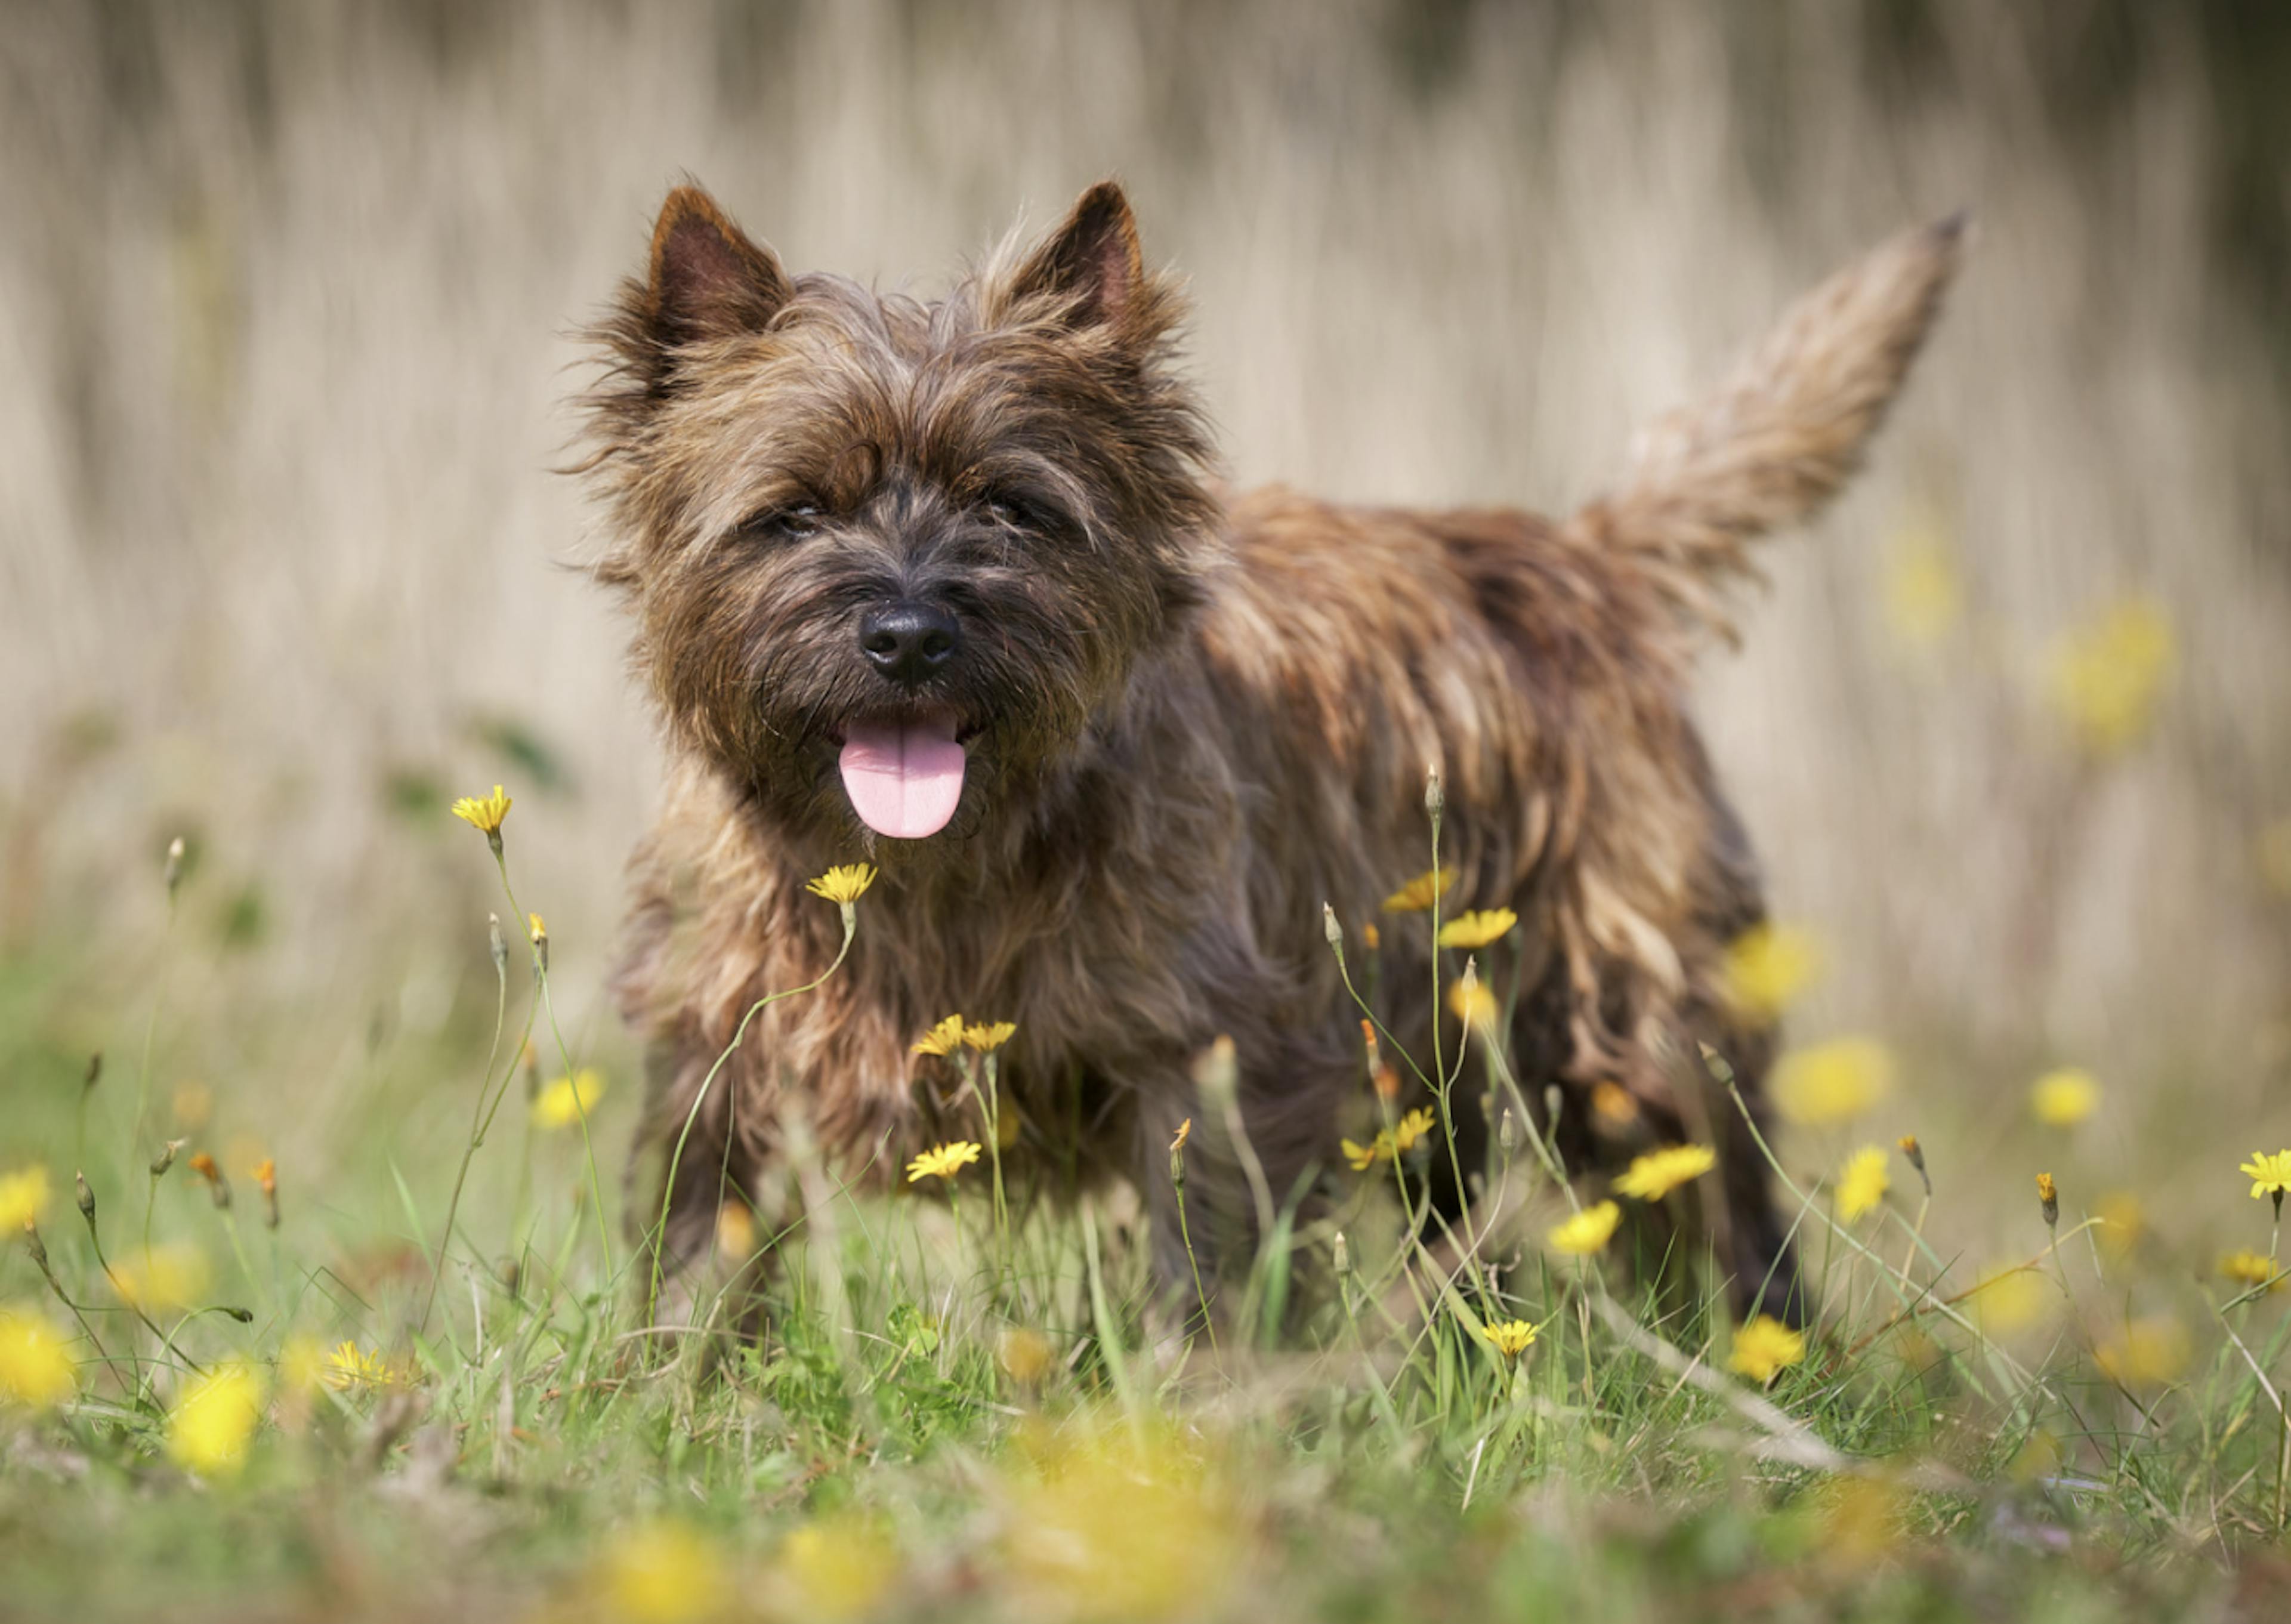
[3, 1, 2288, 1255]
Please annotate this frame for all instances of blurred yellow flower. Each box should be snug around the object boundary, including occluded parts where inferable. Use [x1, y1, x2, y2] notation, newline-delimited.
[2095, 1190, 2145, 1261]
[1721, 922, 1823, 1023]
[961, 1019, 1017, 1053]
[168, 1363, 266, 1477]
[1881, 518, 1965, 654]
[1614, 1144, 1716, 1202]
[2028, 1067, 2099, 1127]
[781, 1514, 896, 1622]
[2240, 1150, 2291, 1200]
[2095, 1316, 2191, 1387]
[324, 1341, 404, 1392]
[603, 1521, 730, 1624]
[1969, 1265, 2046, 1335]
[1390, 1106, 1437, 1156]
[2219, 1251, 2283, 1293]
[1342, 1134, 1390, 1172]
[1382, 866, 1455, 913]
[449, 783, 512, 835]
[1006, 1426, 1238, 1619]
[2044, 598, 2175, 758]
[1436, 908, 1517, 950]
[1727, 1315, 1805, 1384]
[804, 863, 878, 906]
[1835, 1146, 1890, 1221]
[1547, 1200, 1620, 1256]
[1591, 1080, 1640, 1126]
[111, 1243, 211, 1311]
[172, 1081, 214, 1133]
[1773, 1037, 1894, 1126]
[998, 1326, 1057, 1387]
[532, 1069, 606, 1129]
[0, 1167, 49, 1232]
[1483, 1318, 1539, 1358]
[0, 1307, 75, 1410]
[906, 1141, 981, 1183]
[1815, 1474, 1912, 1563]
[912, 1014, 966, 1057]
[1447, 977, 1499, 1032]
[715, 1201, 757, 1259]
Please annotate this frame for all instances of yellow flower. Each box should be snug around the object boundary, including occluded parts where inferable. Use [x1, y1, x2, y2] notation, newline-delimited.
[1727, 1315, 1806, 1384]
[1447, 977, 1499, 1032]
[1482, 1319, 1539, 1358]
[168, 1363, 267, 1477]
[1390, 1106, 1437, 1156]
[1882, 515, 1965, 654]
[2045, 598, 2175, 758]
[0, 1307, 75, 1409]
[111, 1243, 211, 1311]
[998, 1327, 1057, 1387]
[1969, 1265, 2047, 1335]
[961, 1020, 1018, 1053]
[1772, 1037, 1894, 1126]
[2028, 1067, 2099, 1127]
[0, 1166, 49, 1232]
[1436, 908, 1517, 950]
[2094, 1316, 2191, 1387]
[1547, 1199, 1621, 1256]
[2095, 1190, 2144, 1261]
[2220, 1251, 2283, 1293]
[603, 1521, 731, 1624]
[906, 1141, 981, 1183]
[1591, 1080, 1639, 1126]
[781, 1514, 896, 1622]
[324, 1341, 402, 1391]
[1613, 1144, 1716, 1202]
[2241, 1150, 2291, 1200]
[1835, 1146, 1890, 1221]
[532, 1069, 606, 1129]
[1341, 1134, 1391, 1172]
[804, 863, 878, 906]
[1005, 1426, 1237, 1620]
[449, 783, 512, 835]
[715, 1201, 757, 1259]
[1169, 1119, 1191, 1154]
[912, 1014, 967, 1057]
[1721, 922, 1823, 1023]
[1381, 866, 1455, 913]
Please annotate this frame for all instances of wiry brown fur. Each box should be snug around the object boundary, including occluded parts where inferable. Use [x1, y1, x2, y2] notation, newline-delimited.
[576, 179, 1961, 1322]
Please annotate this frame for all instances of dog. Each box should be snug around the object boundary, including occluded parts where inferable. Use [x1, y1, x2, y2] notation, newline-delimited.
[577, 178, 1959, 1325]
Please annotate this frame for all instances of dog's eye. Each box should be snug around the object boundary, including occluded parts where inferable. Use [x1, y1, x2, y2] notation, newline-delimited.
[745, 503, 822, 543]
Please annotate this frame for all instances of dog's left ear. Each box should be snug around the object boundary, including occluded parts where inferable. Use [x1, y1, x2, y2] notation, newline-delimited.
[1008, 181, 1144, 331]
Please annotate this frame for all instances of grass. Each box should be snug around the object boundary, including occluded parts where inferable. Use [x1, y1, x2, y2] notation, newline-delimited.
[5, 798, 2291, 1624]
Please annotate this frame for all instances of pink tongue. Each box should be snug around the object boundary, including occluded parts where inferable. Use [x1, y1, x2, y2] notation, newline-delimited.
[838, 720, 967, 839]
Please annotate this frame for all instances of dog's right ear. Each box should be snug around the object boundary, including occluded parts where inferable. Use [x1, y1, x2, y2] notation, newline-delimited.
[641, 185, 792, 352]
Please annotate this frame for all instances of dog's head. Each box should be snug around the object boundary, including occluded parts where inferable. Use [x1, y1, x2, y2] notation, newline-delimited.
[581, 181, 1217, 855]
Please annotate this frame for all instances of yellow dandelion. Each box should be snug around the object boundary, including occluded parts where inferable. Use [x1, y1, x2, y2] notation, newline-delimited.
[1835, 1146, 1890, 1221]
[2220, 1251, 2283, 1293]
[912, 1014, 967, 1057]
[324, 1341, 400, 1391]
[906, 1141, 981, 1183]
[1341, 1134, 1391, 1172]
[1881, 518, 1965, 654]
[168, 1363, 267, 1477]
[1482, 1319, 1539, 1359]
[1547, 1199, 1621, 1256]
[0, 1307, 75, 1410]
[2045, 598, 2175, 758]
[603, 1521, 731, 1624]
[961, 1019, 1018, 1053]
[1381, 866, 1456, 913]
[2095, 1316, 2191, 1387]
[0, 1166, 49, 1232]
[1436, 908, 1517, 950]
[804, 864, 878, 906]
[1390, 1106, 1437, 1156]
[532, 1069, 606, 1129]
[1447, 977, 1499, 1032]
[1721, 922, 1823, 1023]
[1727, 1315, 1806, 1384]
[1613, 1143, 1716, 1202]
[2029, 1067, 2099, 1128]
[449, 783, 512, 835]
[1772, 1037, 1894, 1126]
[2240, 1150, 2291, 1200]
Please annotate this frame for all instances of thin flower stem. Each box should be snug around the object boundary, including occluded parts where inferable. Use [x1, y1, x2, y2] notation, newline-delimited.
[129, 895, 178, 1156]
[419, 939, 513, 1335]
[1172, 1181, 1220, 1359]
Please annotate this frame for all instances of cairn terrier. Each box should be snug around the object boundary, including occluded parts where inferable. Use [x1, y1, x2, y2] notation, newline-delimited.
[578, 179, 1959, 1323]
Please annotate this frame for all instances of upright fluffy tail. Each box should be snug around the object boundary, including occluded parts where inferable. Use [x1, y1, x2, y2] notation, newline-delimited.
[1573, 214, 1966, 639]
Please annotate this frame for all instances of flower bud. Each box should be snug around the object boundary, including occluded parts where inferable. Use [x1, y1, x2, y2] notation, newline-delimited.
[1358, 1019, 1380, 1079]
[2036, 1171, 2058, 1228]
[75, 1171, 95, 1221]
[23, 1222, 49, 1272]
[1332, 1230, 1352, 1278]
[164, 835, 186, 899]
[1191, 1036, 1240, 1112]
[1321, 903, 1343, 953]
[1499, 1109, 1518, 1156]
[1424, 762, 1444, 818]
[487, 912, 507, 975]
[1898, 1134, 1930, 1196]
[150, 1139, 184, 1178]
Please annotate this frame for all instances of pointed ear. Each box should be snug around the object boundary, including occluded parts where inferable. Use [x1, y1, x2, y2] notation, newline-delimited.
[1008, 181, 1144, 329]
[645, 184, 792, 348]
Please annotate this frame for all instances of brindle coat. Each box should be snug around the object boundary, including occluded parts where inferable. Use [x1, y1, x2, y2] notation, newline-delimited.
[577, 180, 1960, 1321]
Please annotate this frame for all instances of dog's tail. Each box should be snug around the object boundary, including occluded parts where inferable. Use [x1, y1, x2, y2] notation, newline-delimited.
[1571, 214, 1966, 641]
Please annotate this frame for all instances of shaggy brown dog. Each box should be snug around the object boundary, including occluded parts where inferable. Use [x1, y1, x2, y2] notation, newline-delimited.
[578, 180, 1959, 1323]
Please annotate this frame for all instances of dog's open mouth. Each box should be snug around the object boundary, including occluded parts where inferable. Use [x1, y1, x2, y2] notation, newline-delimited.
[837, 715, 967, 839]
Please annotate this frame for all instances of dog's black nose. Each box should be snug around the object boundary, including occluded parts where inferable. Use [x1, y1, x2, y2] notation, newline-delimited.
[858, 601, 961, 687]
